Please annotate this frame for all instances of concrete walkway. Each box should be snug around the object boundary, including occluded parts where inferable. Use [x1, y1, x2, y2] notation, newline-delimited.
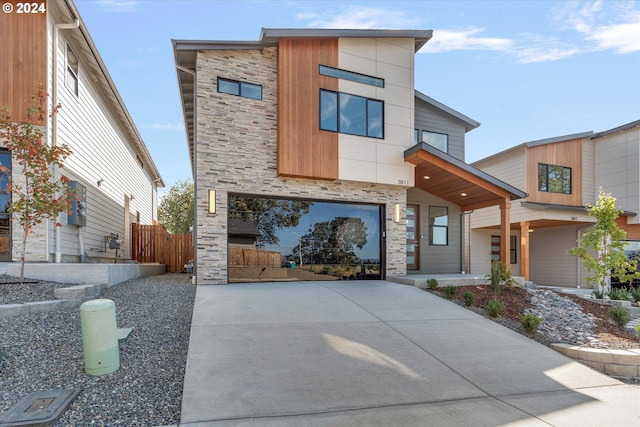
[180, 280, 640, 426]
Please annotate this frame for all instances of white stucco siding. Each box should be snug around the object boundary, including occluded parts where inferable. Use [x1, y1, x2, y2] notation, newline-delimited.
[337, 38, 415, 186]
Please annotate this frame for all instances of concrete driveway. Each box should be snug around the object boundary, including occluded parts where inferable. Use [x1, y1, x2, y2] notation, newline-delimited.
[180, 280, 640, 426]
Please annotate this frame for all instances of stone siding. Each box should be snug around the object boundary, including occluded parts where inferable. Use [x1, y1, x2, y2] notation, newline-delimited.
[195, 47, 407, 284]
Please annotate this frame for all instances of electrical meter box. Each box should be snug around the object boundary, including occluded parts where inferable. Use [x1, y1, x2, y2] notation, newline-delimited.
[67, 181, 86, 227]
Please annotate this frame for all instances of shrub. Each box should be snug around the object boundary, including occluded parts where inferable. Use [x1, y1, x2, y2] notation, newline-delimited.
[630, 287, 640, 303]
[485, 299, 505, 318]
[592, 289, 603, 300]
[520, 313, 542, 333]
[463, 291, 476, 307]
[607, 288, 629, 301]
[608, 306, 631, 327]
[444, 285, 459, 300]
[635, 324, 640, 341]
[427, 278, 439, 291]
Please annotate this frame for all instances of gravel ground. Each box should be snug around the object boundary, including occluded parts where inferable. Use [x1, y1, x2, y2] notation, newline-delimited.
[0, 273, 195, 426]
[0, 275, 70, 304]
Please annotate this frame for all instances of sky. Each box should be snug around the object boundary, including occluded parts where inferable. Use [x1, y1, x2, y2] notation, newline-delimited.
[73, 0, 640, 195]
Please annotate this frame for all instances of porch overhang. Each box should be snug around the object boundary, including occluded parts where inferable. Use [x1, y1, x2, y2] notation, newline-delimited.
[404, 143, 527, 210]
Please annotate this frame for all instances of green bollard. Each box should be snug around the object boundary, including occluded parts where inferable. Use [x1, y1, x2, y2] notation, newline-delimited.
[79, 299, 120, 376]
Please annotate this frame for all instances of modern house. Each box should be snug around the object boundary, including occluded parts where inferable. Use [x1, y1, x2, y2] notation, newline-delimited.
[1, 0, 163, 266]
[173, 28, 526, 285]
[469, 120, 640, 287]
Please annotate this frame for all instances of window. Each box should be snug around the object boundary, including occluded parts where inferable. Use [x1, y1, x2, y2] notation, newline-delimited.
[491, 235, 517, 264]
[319, 65, 384, 88]
[413, 129, 449, 153]
[319, 89, 383, 139]
[217, 77, 262, 100]
[66, 45, 79, 95]
[422, 131, 448, 152]
[429, 206, 448, 245]
[538, 163, 571, 194]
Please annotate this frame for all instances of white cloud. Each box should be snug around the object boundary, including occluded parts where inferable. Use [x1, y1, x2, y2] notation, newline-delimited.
[96, 0, 138, 12]
[150, 122, 183, 131]
[553, 0, 640, 54]
[421, 27, 512, 53]
[513, 46, 582, 64]
[297, 6, 419, 29]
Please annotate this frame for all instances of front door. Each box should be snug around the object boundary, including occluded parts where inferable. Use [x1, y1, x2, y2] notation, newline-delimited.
[0, 151, 11, 261]
[406, 204, 419, 270]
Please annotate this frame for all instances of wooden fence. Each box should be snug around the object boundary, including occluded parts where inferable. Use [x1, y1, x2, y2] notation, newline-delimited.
[229, 248, 281, 267]
[131, 223, 193, 273]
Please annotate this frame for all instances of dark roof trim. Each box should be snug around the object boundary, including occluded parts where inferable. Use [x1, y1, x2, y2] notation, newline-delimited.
[405, 143, 527, 200]
[521, 201, 637, 217]
[414, 90, 480, 132]
[260, 28, 433, 51]
[525, 131, 594, 147]
[592, 119, 640, 139]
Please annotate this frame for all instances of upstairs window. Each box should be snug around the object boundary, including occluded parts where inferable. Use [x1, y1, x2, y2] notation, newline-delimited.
[217, 77, 262, 100]
[538, 163, 571, 194]
[66, 45, 79, 95]
[319, 65, 384, 88]
[413, 129, 449, 153]
[320, 89, 383, 139]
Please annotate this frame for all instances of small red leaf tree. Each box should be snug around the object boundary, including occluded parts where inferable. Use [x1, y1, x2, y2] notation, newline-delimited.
[0, 86, 73, 282]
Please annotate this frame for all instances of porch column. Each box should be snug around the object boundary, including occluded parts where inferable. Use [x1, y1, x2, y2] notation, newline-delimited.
[520, 221, 530, 281]
[500, 199, 511, 272]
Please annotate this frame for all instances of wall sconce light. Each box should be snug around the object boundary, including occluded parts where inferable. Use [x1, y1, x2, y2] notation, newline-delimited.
[208, 190, 216, 214]
[97, 178, 104, 187]
[393, 203, 400, 223]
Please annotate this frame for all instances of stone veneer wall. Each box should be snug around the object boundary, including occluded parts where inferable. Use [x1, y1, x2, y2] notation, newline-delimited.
[195, 47, 407, 284]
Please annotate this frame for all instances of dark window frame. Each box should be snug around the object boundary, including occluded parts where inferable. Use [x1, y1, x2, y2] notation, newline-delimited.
[319, 89, 384, 139]
[491, 235, 517, 264]
[319, 65, 384, 88]
[538, 163, 572, 194]
[413, 128, 449, 153]
[217, 77, 263, 100]
[429, 206, 448, 246]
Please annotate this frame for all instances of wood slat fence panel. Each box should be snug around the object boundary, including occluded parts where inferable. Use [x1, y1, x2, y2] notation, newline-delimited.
[131, 223, 193, 273]
[229, 248, 281, 267]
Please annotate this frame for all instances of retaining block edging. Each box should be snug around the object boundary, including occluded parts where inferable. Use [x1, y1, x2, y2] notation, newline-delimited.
[0, 283, 104, 319]
[552, 343, 640, 378]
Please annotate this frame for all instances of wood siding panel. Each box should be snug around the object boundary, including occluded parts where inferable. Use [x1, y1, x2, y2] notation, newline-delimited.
[278, 39, 338, 180]
[0, 8, 47, 124]
[526, 139, 583, 206]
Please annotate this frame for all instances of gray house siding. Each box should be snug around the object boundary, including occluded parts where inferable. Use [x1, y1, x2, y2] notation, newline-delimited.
[414, 98, 466, 161]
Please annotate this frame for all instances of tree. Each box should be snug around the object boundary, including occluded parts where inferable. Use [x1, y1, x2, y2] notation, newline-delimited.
[158, 180, 194, 234]
[0, 86, 73, 282]
[568, 188, 639, 301]
[229, 196, 312, 247]
[292, 217, 368, 265]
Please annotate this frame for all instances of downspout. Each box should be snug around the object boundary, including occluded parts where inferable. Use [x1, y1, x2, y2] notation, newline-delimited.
[52, 18, 80, 263]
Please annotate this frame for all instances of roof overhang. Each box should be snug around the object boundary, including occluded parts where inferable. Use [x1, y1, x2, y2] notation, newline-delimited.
[405, 143, 527, 211]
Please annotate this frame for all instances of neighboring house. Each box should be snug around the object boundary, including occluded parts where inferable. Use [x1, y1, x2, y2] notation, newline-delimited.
[0, 0, 163, 264]
[470, 120, 640, 287]
[173, 28, 525, 285]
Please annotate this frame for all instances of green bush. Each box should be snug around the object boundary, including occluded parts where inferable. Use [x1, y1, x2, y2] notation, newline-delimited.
[462, 291, 476, 307]
[607, 288, 629, 301]
[520, 313, 542, 333]
[592, 289, 603, 300]
[485, 299, 506, 318]
[444, 285, 459, 300]
[634, 324, 640, 341]
[630, 287, 640, 303]
[427, 278, 439, 291]
[608, 306, 631, 327]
